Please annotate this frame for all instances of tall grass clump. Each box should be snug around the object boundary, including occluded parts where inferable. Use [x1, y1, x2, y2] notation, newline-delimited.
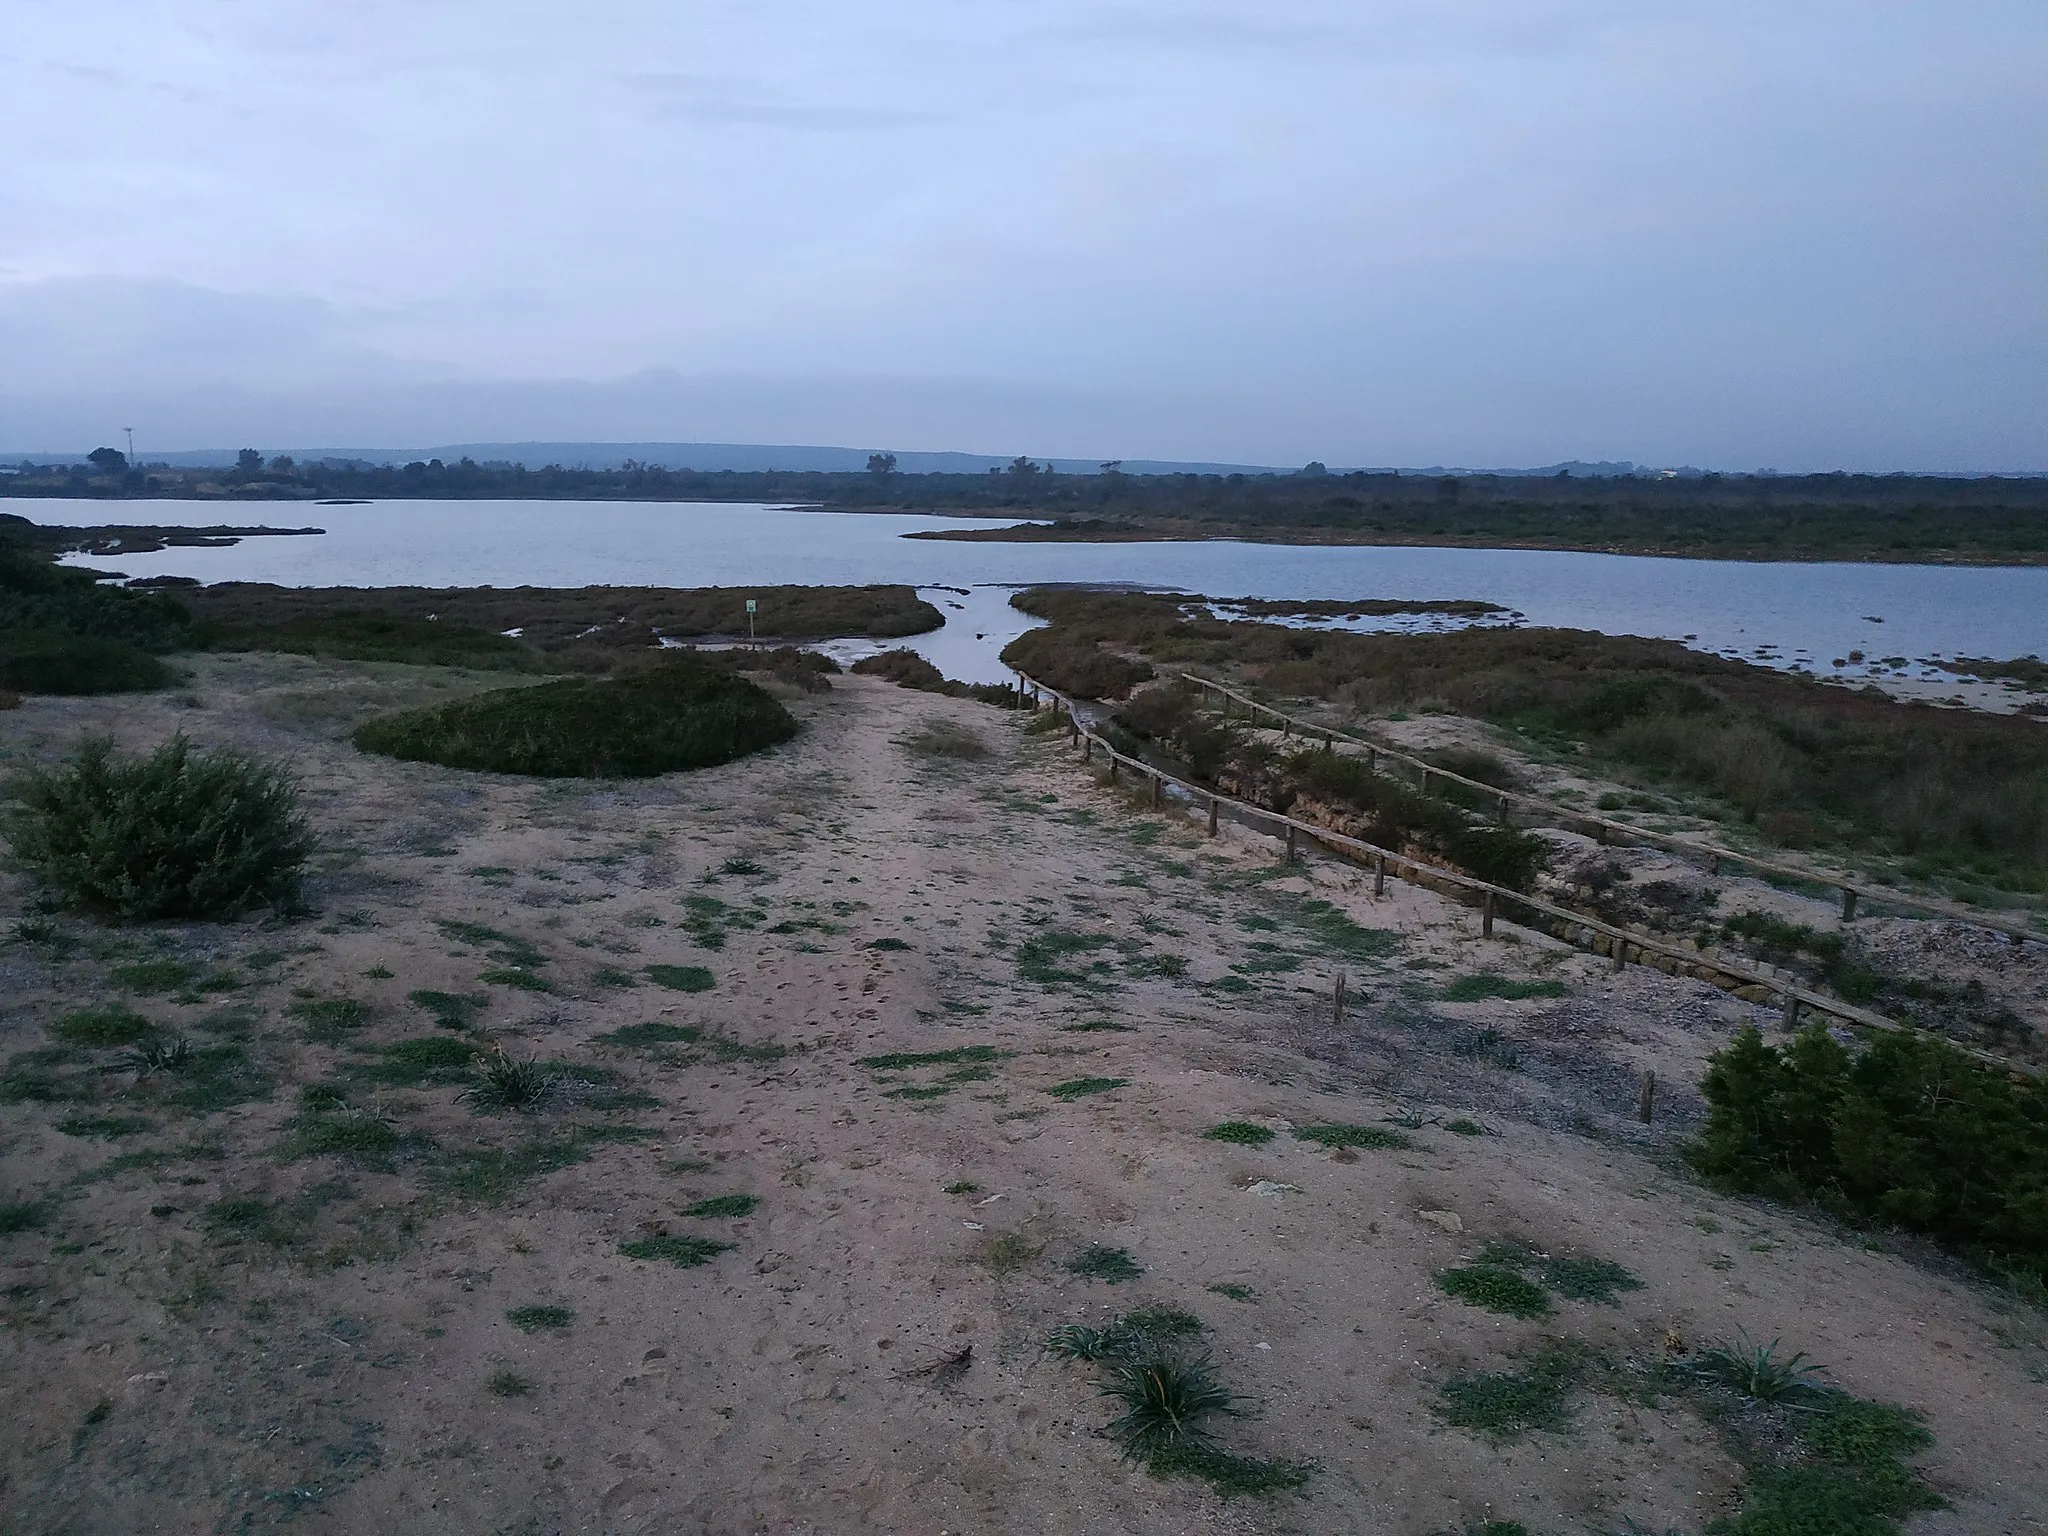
[4, 734, 313, 919]
[1689, 1024, 2048, 1271]
[352, 656, 798, 777]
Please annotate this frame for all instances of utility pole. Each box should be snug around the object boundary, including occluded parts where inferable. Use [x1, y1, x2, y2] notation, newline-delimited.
[123, 427, 135, 464]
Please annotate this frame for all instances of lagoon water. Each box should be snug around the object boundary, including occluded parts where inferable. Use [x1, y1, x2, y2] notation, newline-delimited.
[23, 498, 2048, 687]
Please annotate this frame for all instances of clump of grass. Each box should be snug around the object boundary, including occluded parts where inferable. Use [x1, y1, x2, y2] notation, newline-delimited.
[1062, 1020, 1132, 1033]
[979, 1231, 1043, 1275]
[1046, 1306, 1206, 1362]
[506, 1304, 575, 1333]
[353, 1037, 475, 1086]
[486, 1369, 534, 1397]
[944, 1181, 979, 1194]
[123, 1035, 193, 1075]
[0, 1200, 52, 1234]
[407, 987, 487, 1030]
[3, 734, 312, 919]
[1443, 1118, 1487, 1136]
[282, 1111, 402, 1164]
[1541, 1256, 1643, 1305]
[1204, 1121, 1274, 1146]
[1145, 1442, 1314, 1496]
[1017, 929, 1115, 984]
[1101, 1353, 1242, 1459]
[683, 1194, 758, 1219]
[643, 964, 714, 992]
[108, 959, 193, 994]
[868, 936, 912, 951]
[1067, 1244, 1144, 1283]
[352, 657, 799, 777]
[1435, 1346, 1583, 1440]
[719, 856, 762, 876]
[1442, 972, 1568, 1002]
[462, 1049, 555, 1111]
[289, 997, 373, 1043]
[56, 1113, 156, 1138]
[618, 1234, 734, 1268]
[1206, 1282, 1257, 1302]
[1047, 1076, 1126, 1101]
[1687, 1333, 1828, 1405]
[1295, 1123, 1410, 1151]
[857, 1045, 1011, 1071]
[1435, 1264, 1553, 1319]
[439, 1124, 652, 1203]
[49, 1004, 155, 1048]
[898, 719, 989, 759]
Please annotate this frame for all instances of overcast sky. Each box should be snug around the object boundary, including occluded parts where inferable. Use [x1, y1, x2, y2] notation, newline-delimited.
[3, 1, 2043, 469]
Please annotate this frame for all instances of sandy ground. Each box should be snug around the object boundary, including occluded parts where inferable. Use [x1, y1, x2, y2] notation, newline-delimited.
[2, 656, 2045, 1535]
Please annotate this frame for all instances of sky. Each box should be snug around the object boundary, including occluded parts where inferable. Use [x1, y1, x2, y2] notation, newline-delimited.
[3, 1, 2044, 470]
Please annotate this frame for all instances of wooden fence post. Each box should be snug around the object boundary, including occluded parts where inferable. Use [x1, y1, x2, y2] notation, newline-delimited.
[1374, 853, 1386, 898]
[1841, 888, 1858, 922]
[1782, 991, 1800, 1029]
[1207, 796, 1220, 837]
[1612, 939, 1627, 973]
[1333, 971, 1347, 1028]
[1420, 768, 1432, 795]
[1366, 747, 1377, 772]
[1082, 736, 1093, 764]
[1707, 854, 1720, 876]
[1498, 795, 1511, 824]
[1638, 1070, 1656, 1124]
[1285, 825, 1298, 863]
[1108, 756, 1118, 784]
[1482, 892, 1495, 939]
[1150, 772, 1162, 808]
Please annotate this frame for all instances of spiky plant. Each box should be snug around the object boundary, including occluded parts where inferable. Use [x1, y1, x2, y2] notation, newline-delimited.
[1100, 1352, 1242, 1459]
[462, 1047, 554, 1110]
[1688, 1331, 1828, 1404]
[125, 1035, 192, 1075]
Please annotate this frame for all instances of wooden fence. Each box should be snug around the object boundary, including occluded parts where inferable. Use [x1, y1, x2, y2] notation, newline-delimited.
[1009, 669, 2036, 1078]
[1175, 671, 2045, 945]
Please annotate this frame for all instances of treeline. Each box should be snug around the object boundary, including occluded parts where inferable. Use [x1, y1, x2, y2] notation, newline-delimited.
[8, 449, 2048, 560]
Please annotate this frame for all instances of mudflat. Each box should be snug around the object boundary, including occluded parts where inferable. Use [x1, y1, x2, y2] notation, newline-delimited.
[2, 655, 2042, 1533]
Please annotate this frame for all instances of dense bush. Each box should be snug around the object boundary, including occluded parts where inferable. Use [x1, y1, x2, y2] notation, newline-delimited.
[851, 648, 1029, 708]
[1689, 1025, 2048, 1268]
[1001, 626, 1153, 700]
[352, 657, 799, 777]
[0, 630, 172, 694]
[4, 734, 314, 919]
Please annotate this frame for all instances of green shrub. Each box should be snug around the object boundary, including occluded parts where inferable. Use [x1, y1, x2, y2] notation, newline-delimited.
[4, 734, 312, 919]
[1690, 1024, 2048, 1267]
[352, 657, 798, 778]
[1434, 1264, 1552, 1319]
[619, 1234, 734, 1267]
[49, 1004, 156, 1048]
[1205, 1121, 1275, 1145]
[0, 630, 171, 694]
[210, 613, 535, 669]
[644, 964, 714, 992]
[1295, 1122, 1410, 1151]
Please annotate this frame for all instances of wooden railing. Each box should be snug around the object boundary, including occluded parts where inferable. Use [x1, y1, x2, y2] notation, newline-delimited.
[1010, 669, 2036, 1078]
[1175, 671, 2045, 945]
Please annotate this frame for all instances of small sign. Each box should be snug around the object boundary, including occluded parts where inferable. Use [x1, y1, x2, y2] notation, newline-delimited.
[744, 599, 757, 613]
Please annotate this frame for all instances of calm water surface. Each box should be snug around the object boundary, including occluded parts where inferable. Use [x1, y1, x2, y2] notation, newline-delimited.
[24, 498, 2048, 687]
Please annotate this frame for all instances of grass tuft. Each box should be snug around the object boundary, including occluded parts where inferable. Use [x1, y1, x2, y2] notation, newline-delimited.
[1442, 972, 1568, 1002]
[506, 1304, 575, 1333]
[1295, 1122, 1410, 1151]
[1436, 1346, 1583, 1440]
[1204, 1120, 1274, 1146]
[461, 1049, 555, 1111]
[486, 1369, 534, 1397]
[48, 1005, 156, 1048]
[1047, 1076, 1126, 1100]
[643, 964, 715, 993]
[1100, 1353, 1241, 1459]
[682, 1194, 758, 1219]
[1067, 1244, 1144, 1283]
[618, 1234, 734, 1268]
[1434, 1264, 1553, 1319]
[1687, 1332, 1828, 1404]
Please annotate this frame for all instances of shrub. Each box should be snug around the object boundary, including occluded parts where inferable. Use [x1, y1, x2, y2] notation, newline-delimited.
[1205, 1120, 1275, 1145]
[506, 1304, 575, 1333]
[1295, 1122, 1410, 1150]
[1434, 1264, 1552, 1319]
[0, 631, 171, 694]
[1067, 1244, 1144, 1282]
[1000, 627, 1153, 700]
[618, 1234, 734, 1267]
[49, 1004, 156, 1048]
[1101, 1353, 1241, 1459]
[1689, 1025, 2048, 1267]
[209, 612, 535, 669]
[644, 964, 714, 992]
[4, 734, 312, 920]
[352, 656, 799, 778]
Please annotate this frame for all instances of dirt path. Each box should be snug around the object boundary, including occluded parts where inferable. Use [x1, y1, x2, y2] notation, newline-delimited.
[1, 659, 2043, 1533]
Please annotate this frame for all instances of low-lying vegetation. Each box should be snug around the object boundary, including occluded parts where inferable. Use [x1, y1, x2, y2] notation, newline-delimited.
[851, 648, 1029, 708]
[352, 656, 799, 778]
[3, 735, 313, 920]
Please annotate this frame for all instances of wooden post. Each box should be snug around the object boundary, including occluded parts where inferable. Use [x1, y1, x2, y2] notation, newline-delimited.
[1333, 971, 1347, 1029]
[1366, 747, 1377, 772]
[1285, 824, 1298, 863]
[1420, 768, 1433, 795]
[1082, 736, 1093, 764]
[1707, 854, 1720, 876]
[1207, 796, 1220, 837]
[1069, 719, 1079, 744]
[1782, 991, 1800, 1029]
[1374, 852, 1386, 897]
[1498, 794, 1511, 824]
[1108, 756, 1118, 784]
[1612, 939, 1627, 973]
[1150, 772, 1162, 808]
[1637, 1070, 1656, 1125]
[1482, 892, 1495, 939]
[1841, 888, 1858, 922]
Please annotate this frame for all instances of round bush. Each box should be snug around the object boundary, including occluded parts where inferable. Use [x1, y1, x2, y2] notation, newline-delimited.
[4, 734, 313, 920]
[352, 659, 800, 778]
[0, 630, 171, 695]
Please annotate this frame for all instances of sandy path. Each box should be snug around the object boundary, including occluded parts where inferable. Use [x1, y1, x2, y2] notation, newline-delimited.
[1, 660, 2043, 1533]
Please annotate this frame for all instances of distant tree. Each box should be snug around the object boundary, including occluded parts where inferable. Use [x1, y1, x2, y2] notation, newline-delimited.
[867, 452, 897, 476]
[236, 448, 262, 473]
[1099, 461, 1124, 475]
[268, 455, 295, 474]
[1299, 461, 1328, 478]
[1006, 456, 1043, 479]
[87, 446, 128, 474]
